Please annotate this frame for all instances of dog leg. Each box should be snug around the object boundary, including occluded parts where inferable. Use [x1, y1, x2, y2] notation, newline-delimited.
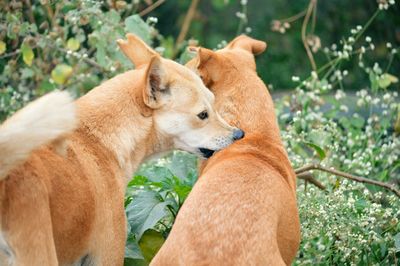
[2, 174, 58, 266]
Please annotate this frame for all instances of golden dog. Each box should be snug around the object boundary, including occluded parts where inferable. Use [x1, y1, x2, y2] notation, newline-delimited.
[151, 35, 300, 265]
[0, 34, 243, 266]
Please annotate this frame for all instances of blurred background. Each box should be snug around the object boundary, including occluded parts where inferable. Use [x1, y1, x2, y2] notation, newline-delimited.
[151, 0, 400, 90]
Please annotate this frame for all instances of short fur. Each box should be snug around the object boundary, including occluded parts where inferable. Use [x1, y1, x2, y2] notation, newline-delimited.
[0, 34, 239, 266]
[151, 35, 300, 265]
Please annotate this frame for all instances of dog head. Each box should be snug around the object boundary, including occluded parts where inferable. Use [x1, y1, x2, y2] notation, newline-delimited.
[186, 35, 266, 87]
[186, 35, 274, 136]
[117, 34, 244, 158]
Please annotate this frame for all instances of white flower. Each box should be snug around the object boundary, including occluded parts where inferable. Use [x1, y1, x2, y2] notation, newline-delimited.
[292, 76, 300, 82]
[365, 36, 372, 42]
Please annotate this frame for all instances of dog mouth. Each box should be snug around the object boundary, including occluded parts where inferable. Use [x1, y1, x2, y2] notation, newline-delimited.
[198, 148, 215, 158]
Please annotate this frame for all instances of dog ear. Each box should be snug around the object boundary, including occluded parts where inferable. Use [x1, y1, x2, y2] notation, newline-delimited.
[142, 56, 170, 109]
[226, 35, 267, 55]
[187, 47, 220, 86]
[117, 33, 158, 67]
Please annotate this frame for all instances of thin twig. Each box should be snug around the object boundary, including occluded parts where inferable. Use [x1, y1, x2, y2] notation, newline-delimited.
[301, 0, 317, 72]
[24, 0, 36, 24]
[311, 0, 317, 33]
[174, 0, 200, 55]
[280, 9, 307, 23]
[0, 50, 21, 59]
[45, 3, 55, 27]
[55, 47, 105, 70]
[139, 0, 166, 17]
[295, 163, 400, 197]
[297, 172, 326, 190]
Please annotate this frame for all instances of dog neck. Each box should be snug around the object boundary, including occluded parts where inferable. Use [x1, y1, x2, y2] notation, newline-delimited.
[75, 70, 174, 183]
[206, 69, 297, 192]
[213, 69, 281, 141]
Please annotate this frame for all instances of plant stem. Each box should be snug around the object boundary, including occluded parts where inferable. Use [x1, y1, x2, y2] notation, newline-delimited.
[301, 0, 318, 72]
[295, 163, 400, 197]
[174, 0, 200, 57]
[297, 172, 326, 190]
[139, 0, 166, 17]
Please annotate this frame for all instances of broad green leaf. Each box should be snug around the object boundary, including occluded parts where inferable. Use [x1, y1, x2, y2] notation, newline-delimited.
[37, 80, 56, 94]
[106, 9, 121, 24]
[394, 232, 400, 252]
[304, 142, 326, 160]
[125, 191, 169, 239]
[67, 38, 80, 51]
[138, 229, 165, 262]
[125, 235, 144, 260]
[128, 175, 149, 187]
[21, 43, 34, 66]
[20, 68, 34, 79]
[125, 15, 152, 45]
[124, 258, 147, 266]
[51, 64, 73, 85]
[378, 73, 398, 89]
[95, 44, 107, 68]
[136, 165, 174, 183]
[0, 41, 6, 55]
[167, 151, 197, 180]
[350, 116, 365, 128]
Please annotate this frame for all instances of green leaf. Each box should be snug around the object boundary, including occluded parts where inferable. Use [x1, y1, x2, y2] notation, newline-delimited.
[304, 142, 326, 160]
[378, 73, 398, 89]
[21, 43, 34, 66]
[20, 68, 34, 79]
[0, 41, 6, 55]
[37, 79, 56, 94]
[106, 9, 121, 24]
[125, 191, 169, 239]
[394, 232, 400, 252]
[138, 229, 165, 262]
[125, 15, 152, 45]
[350, 116, 365, 128]
[136, 165, 174, 183]
[125, 235, 144, 260]
[128, 175, 149, 187]
[123, 258, 147, 266]
[51, 64, 73, 85]
[95, 44, 107, 68]
[67, 38, 80, 51]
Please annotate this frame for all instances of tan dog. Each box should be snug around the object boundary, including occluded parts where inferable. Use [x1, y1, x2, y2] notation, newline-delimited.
[0, 34, 243, 266]
[151, 36, 300, 265]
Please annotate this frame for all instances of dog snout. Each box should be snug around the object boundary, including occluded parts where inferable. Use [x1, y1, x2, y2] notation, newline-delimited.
[232, 128, 245, 141]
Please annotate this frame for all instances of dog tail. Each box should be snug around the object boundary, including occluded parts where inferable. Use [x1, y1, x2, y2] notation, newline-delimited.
[0, 91, 77, 180]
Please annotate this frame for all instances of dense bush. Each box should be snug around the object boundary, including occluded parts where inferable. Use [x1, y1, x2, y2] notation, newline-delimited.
[0, 0, 399, 265]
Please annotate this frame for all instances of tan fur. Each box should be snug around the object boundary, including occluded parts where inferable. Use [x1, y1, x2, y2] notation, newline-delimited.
[151, 35, 300, 265]
[0, 34, 241, 266]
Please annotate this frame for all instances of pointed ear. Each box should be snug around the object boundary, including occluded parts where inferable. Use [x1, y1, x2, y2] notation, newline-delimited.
[117, 33, 158, 67]
[226, 35, 267, 55]
[142, 56, 170, 109]
[187, 47, 220, 85]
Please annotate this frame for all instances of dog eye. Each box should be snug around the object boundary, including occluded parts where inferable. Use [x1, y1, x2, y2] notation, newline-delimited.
[197, 110, 208, 120]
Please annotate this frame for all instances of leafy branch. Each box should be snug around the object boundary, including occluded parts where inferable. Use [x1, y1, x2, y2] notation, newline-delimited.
[295, 163, 400, 197]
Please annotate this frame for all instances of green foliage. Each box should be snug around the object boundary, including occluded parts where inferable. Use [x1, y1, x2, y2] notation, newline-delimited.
[124, 151, 197, 265]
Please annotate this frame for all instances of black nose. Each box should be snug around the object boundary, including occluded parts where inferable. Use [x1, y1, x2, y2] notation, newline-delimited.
[232, 129, 245, 141]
